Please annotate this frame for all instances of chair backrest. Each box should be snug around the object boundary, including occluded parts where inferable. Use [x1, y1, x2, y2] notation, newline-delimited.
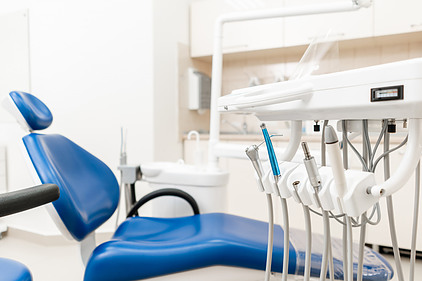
[4, 91, 119, 241]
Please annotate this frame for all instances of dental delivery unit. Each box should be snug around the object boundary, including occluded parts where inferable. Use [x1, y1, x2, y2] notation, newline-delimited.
[218, 58, 422, 281]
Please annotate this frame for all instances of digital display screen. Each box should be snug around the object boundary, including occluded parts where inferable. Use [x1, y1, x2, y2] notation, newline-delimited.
[371, 85, 403, 102]
[374, 89, 399, 99]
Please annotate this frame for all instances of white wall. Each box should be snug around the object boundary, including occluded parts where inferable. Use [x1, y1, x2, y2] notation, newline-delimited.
[152, 0, 194, 161]
[0, 0, 195, 190]
[0, 0, 155, 192]
[0, 10, 31, 192]
[29, 0, 155, 168]
[0, 0, 195, 232]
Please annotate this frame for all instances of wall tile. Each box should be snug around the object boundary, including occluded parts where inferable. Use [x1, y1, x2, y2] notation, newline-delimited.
[409, 42, 422, 58]
[380, 44, 409, 64]
[354, 45, 382, 68]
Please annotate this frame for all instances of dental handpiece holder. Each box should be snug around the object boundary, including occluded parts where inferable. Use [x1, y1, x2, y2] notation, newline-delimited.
[218, 58, 422, 217]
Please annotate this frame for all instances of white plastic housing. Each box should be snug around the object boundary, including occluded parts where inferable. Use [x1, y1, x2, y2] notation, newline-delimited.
[315, 167, 336, 211]
[265, 161, 377, 217]
[219, 59, 422, 121]
[286, 165, 310, 204]
[260, 168, 275, 195]
[276, 161, 300, 198]
[342, 169, 377, 217]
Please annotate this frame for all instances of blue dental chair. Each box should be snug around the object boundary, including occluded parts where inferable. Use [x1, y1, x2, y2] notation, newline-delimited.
[4, 91, 394, 281]
[0, 183, 60, 281]
[4, 91, 291, 281]
[0, 258, 32, 281]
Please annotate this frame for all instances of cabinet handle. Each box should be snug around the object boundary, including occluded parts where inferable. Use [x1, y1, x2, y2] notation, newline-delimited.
[223, 44, 248, 50]
[308, 33, 345, 41]
[410, 23, 422, 28]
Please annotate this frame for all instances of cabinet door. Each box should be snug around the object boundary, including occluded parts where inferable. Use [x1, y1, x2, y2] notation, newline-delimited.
[190, 0, 222, 58]
[190, 0, 284, 57]
[284, 0, 373, 47]
[374, 0, 422, 36]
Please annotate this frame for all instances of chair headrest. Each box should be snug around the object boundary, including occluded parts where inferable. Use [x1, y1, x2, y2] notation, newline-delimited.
[4, 91, 53, 131]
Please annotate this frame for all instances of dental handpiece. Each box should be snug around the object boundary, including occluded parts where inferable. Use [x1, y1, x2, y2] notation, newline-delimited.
[302, 142, 334, 281]
[246, 145, 265, 192]
[301, 142, 322, 191]
[301, 141, 324, 209]
[260, 124, 289, 281]
[246, 145, 264, 178]
[260, 123, 281, 180]
[325, 125, 348, 199]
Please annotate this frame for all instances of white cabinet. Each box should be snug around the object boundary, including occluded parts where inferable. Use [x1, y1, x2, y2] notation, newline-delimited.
[374, 0, 422, 36]
[190, 0, 422, 58]
[190, 0, 284, 57]
[190, 0, 376, 58]
[283, 0, 373, 47]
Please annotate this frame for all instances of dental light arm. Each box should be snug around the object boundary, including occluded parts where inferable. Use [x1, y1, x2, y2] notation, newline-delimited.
[370, 118, 422, 197]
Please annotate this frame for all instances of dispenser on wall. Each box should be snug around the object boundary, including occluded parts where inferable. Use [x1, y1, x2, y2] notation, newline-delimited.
[188, 68, 211, 113]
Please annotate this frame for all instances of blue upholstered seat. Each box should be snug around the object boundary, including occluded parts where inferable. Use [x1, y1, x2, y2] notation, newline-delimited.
[84, 214, 291, 281]
[0, 258, 32, 281]
[4, 91, 393, 281]
[85, 213, 393, 281]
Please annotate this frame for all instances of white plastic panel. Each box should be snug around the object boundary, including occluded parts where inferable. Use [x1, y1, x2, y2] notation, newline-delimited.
[219, 59, 422, 120]
[278, 161, 377, 217]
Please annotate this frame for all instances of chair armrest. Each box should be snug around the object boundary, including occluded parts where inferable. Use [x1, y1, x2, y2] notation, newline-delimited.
[0, 184, 60, 217]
